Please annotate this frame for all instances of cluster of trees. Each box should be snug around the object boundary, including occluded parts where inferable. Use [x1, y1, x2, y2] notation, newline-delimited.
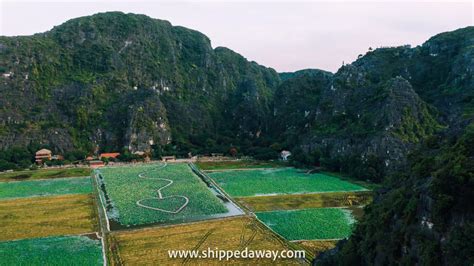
[0, 144, 90, 171]
[0, 147, 33, 171]
[288, 147, 385, 182]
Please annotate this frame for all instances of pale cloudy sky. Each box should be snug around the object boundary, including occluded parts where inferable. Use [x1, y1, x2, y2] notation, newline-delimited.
[0, 0, 472, 72]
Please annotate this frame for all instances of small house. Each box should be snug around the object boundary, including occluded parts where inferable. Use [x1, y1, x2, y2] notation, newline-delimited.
[133, 151, 145, 156]
[35, 149, 52, 164]
[161, 156, 176, 162]
[280, 150, 292, 161]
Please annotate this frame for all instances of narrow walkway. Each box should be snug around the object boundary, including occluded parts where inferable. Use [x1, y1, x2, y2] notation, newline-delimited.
[135, 163, 189, 214]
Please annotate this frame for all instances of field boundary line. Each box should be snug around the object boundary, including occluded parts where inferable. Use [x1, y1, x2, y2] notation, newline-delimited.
[235, 190, 373, 198]
[0, 231, 99, 243]
[290, 238, 344, 242]
[233, 188, 371, 198]
[91, 170, 110, 266]
[0, 175, 91, 184]
[203, 167, 290, 172]
[189, 162, 247, 214]
[109, 214, 249, 234]
[254, 206, 363, 214]
[93, 170, 110, 231]
[0, 191, 96, 202]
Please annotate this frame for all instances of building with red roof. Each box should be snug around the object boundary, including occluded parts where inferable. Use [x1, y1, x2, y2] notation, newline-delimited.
[99, 153, 120, 159]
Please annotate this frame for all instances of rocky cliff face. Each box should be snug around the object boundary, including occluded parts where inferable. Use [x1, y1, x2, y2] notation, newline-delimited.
[273, 27, 473, 179]
[272, 69, 441, 179]
[0, 12, 280, 154]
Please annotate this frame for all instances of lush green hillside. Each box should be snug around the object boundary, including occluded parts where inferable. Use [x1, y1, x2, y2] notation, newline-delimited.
[318, 122, 474, 265]
[0, 12, 280, 159]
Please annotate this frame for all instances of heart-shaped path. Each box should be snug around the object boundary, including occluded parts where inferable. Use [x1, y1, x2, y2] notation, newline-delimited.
[135, 163, 189, 214]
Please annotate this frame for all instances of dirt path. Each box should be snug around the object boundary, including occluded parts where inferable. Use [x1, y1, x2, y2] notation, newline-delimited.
[135, 163, 189, 214]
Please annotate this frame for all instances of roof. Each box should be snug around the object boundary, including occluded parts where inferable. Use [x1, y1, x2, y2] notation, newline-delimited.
[36, 149, 52, 155]
[100, 152, 120, 158]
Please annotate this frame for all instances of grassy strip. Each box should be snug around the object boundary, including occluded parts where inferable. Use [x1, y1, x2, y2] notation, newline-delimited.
[208, 168, 367, 197]
[0, 167, 90, 182]
[0, 235, 103, 265]
[196, 160, 286, 171]
[0, 176, 93, 200]
[110, 216, 306, 265]
[0, 194, 98, 241]
[236, 191, 373, 212]
[256, 208, 355, 241]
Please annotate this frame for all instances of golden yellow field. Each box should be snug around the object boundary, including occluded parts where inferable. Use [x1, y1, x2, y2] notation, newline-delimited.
[0, 194, 98, 241]
[109, 216, 308, 265]
[235, 191, 373, 212]
[294, 240, 338, 260]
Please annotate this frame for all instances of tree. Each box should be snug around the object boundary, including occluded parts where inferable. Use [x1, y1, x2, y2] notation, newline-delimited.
[229, 147, 238, 157]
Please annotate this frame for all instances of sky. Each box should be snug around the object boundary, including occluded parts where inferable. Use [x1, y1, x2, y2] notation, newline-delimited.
[0, 0, 473, 72]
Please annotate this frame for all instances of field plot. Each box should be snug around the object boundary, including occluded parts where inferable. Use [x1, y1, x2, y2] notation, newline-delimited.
[110, 216, 305, 265]
[98, 163, 228, 226]
[236, 191, 373, 212]
[0, 194, 98, 241]
[0, 167, 90, 182]
[208, 168, 367, 197]
[0, 176, 92, 200]
[0, 235, 103, 265]
[197, 160, 284, 171]
[295, 240, 338, 260]
[256, 208, 355, 240]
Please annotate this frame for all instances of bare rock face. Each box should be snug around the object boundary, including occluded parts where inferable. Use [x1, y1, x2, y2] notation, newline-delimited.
[124, 94, 171, 152]
[273, 67, 441, 178]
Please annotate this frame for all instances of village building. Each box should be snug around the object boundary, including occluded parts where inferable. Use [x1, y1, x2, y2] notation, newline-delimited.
[133, 151, 145, 156]
[161, 155, 176, 162]
[51, 155, 64, 160]
[99, 152, 120, 159]
[280, 150, 292, 161]
[85, 156, 94, 161]
[35, 149, 52, 164]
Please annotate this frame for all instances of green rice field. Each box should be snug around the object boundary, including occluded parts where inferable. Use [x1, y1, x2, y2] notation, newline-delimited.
[208, 168, 367, 197]
[0, 177, 93, 200]
[0, 168, 90, 182]
[0, 235, 103, 265]
[98, 163, 228, 226]
[197, 160, 284, 170]
[256, 208, 355, 240]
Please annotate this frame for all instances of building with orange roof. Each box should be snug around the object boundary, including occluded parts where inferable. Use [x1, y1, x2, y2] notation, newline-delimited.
[35, 149, 52, 164]
[99, 152, 120, 159]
